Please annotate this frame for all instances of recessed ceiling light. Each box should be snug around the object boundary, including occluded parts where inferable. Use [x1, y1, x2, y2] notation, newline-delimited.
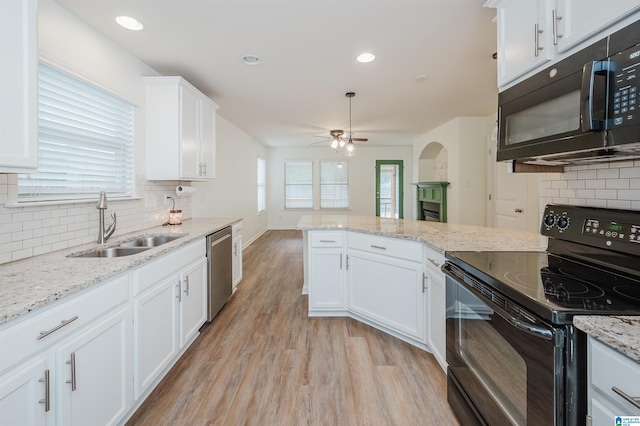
[357, 53, 376, 63]
[242, 55, 262, 66]
[414, 74, 429, 82]
[115, 16, 144, 31]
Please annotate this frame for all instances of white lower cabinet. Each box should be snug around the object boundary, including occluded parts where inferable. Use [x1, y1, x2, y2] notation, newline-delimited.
[588, 336, 640, 423]
[0, 274, 132, 426]
[56, 307, 131, 426]
[347, 249, 425, 342]
[424, 247, 447, 372]
[232, 222, 243, 292]
[0, 356, 49, 425]
[179, 258, 208, 348]
[132, 239, 207, 400]
[133, 275, 179, 399]
[308, 232, 346, 312]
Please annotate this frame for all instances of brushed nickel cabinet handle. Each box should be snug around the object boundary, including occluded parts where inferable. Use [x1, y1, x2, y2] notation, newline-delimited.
[612, 386, 640, 409]
[319, 240, 336, 243]
[37, 316, 79, 340]
[552, 9, 563, 45]
[176, 283, 182, 303]
[183, 276, 190, 296]
[534, 23, 544, 57]
[38, 369, 50, 412]
[428, 258, 441, 268]
[370, 245, 387, 250]
[66, 353, 77, 391]
[422, 273, 428, 293]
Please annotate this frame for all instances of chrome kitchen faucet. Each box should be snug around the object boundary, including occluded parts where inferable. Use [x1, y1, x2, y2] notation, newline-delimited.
[96, 191, 117, 244]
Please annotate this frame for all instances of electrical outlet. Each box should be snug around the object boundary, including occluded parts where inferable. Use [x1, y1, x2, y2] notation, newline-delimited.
[163, 193, 171, 206]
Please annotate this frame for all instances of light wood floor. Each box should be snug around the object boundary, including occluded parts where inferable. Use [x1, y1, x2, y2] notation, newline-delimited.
[127, 230, 458, 426]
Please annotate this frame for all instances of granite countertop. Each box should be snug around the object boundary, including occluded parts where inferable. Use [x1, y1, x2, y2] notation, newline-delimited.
[574, 316, 640, 363]
[297, 214, 547, 253]
[0, 217, 241, 327]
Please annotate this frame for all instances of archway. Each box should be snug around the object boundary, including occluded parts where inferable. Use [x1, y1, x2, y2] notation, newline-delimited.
[418, 142, 447, 181]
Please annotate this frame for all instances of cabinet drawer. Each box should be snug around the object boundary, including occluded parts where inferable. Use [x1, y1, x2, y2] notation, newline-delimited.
[310, 232, 344, 248]
[424, 245, 445, 274]
[0, 274, 129, 373]
[348, 232, 422, 263]
[590, 337, 640, 414]
[133, 239, 206, 296]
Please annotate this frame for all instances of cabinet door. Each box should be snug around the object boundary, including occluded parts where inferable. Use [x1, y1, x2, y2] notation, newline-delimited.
[232, 234, 243, 291]
[0, 356, 49, 425]
[199, 99, 216, 179]
[347, 250, 425, 341]
[0, 0, 37, 172]
[427, 272, 447, 372]
[179, 83, 201, 179]
[556, 0, 640, 52]
[133, 276, 179, 399]
[496, 0, 553, 87]
[309, 248, 346, 311]
[56, 307, 131, 426]
[179, 258, 208, 348]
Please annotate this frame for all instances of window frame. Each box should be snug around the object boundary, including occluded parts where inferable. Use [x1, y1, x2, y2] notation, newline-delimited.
[257, 157, 266, 214]
[319, 161, 349, 209]
[284, 160, 314, 210]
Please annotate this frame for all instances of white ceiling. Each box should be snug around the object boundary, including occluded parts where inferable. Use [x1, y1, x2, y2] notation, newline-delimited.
[55, 0, 498, 148]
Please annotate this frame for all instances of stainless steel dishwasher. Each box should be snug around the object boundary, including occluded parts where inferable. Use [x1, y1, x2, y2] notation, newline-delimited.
[206, 226, 232, 321]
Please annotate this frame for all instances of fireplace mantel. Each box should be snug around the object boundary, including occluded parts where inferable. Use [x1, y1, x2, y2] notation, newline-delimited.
[415, 181, 449, 222]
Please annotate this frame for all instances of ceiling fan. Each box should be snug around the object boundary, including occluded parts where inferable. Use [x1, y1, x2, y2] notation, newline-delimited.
[312, 92, 368, 152]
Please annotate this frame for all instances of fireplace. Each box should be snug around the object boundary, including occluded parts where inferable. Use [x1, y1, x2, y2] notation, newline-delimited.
[416, 181, 449, 223]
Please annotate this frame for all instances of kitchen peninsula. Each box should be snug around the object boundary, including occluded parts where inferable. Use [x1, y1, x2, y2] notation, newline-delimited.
[298, 214, 546, 370]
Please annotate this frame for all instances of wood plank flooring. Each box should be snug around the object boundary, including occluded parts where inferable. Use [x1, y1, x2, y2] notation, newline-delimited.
[126, 230, 458, 426]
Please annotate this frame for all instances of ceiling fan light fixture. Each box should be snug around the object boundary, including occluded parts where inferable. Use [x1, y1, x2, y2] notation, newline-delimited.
[357, 53, 376, 63]
[330, 139, 339, 149]
[347, 142, 354, 152]
[115, 16, 144, 31]
[339, 139, 346, 148]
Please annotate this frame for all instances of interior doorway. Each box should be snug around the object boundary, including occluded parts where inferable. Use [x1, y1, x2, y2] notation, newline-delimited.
[376, 160, 403, 218]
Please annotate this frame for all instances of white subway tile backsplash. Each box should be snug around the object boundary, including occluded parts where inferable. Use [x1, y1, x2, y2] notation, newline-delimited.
[595, 189, 618, 199]
[577, 170, 598, 179]
[606, 179, 630, 189]
[608, 200, 632, 210]
[0, 176, 192, 265]
[596, 168, 619, 179]
[618, 189, 640, 200]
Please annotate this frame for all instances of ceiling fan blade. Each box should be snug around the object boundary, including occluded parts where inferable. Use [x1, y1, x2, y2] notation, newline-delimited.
[349, 138, 368, 142]
[312, 135, 331, 139]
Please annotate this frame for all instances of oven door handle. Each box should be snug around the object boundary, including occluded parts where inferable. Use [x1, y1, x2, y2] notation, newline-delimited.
[504, 315, 554, 341]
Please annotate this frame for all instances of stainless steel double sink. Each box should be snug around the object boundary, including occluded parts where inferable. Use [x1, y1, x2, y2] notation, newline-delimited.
[69, 234, 187, 258]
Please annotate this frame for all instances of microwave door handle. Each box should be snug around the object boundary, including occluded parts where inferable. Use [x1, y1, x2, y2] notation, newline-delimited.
[581, 61, 597, 131]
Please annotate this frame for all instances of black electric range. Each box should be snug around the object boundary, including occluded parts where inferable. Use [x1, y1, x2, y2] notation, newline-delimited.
[443, 205, 640, 425]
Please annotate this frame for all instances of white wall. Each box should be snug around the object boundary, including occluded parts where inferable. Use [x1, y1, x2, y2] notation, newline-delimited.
[191, 117, 268, 244]
[0, 0, 266, 264]
[267, 146, 413, 229]
[413, 117, 488, 226]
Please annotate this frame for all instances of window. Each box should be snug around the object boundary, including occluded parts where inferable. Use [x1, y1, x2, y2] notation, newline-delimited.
[320, 161, 349, 209]
[18, 63, 135, 201]
[284, 161, 313, 209]
[257, 157, 266, 214]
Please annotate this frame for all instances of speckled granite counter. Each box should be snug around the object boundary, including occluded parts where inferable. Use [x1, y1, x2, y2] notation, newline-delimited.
[0, 217, 240, 327]
[575, 316, 640, 362]
[297, 214, 547, 253]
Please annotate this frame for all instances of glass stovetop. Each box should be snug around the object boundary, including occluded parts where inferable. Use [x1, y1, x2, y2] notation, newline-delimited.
[446, 250, 640, 324]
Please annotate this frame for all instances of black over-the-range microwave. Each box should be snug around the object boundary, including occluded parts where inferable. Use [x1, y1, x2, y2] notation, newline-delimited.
[497, 18, 640, 165]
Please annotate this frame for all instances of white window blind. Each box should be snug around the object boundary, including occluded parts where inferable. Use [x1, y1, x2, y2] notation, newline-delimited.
[320, 161, 349, 209]
[18, 63, 135, 201]
[285, 161, 313, 209]
[257, 157, 266, 214]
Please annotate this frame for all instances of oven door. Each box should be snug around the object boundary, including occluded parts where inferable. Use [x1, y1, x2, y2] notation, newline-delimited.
[444, 269, 565, 425]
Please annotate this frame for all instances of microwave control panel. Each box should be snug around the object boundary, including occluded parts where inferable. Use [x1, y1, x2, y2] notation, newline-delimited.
[611, 44, 640, 127]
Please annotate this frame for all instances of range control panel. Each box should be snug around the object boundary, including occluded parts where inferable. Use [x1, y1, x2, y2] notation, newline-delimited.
[541, 204, 640, 255]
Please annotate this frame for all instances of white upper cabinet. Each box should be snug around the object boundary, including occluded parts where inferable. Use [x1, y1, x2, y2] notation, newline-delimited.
[555, 0, 640, 52]
[144, 76, 219, 181]
[491, 0, 554, 88]
[0, 0, 38, 173]
[487, 0, 640, 89]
